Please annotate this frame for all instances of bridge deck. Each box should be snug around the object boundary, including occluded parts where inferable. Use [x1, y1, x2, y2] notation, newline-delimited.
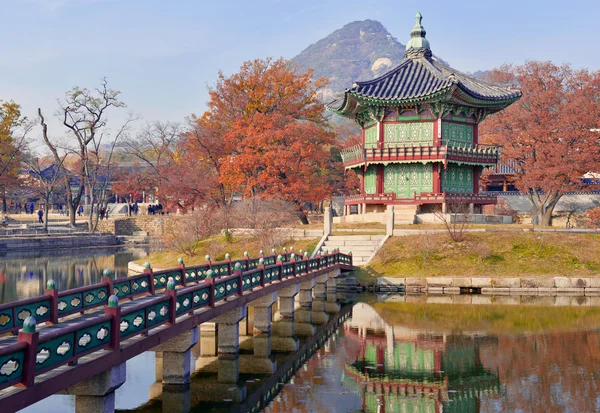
[0, 252, 353, 412]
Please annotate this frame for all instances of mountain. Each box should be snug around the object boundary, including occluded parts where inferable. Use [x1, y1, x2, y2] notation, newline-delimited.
[293, 20, 448, 102]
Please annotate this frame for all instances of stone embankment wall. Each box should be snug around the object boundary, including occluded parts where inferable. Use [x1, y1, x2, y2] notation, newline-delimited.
[378, 276, 600, 296]
[0, 234, 118, 252]
[97, 217, 168, 237]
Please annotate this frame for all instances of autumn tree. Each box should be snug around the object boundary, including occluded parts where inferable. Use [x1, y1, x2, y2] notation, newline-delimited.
[480, 62, 600, 226]
[39, 78, 134, 230]
[182, 57, 332, 223]
[0, 100, 31, 213]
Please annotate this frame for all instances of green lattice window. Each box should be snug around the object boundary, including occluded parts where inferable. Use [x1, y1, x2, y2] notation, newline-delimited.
[441, 122, 474, 147]
[441, 164, 474, 193]
[383, 122, 433, 147]
[364, 166, 377, 194]
[383, 163, 433, 198]
[364, 126, 377, 148]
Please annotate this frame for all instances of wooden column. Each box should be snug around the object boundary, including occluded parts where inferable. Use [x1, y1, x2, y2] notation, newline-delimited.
[376, 165, 384, 195]
[433, 163, 441, 193]
[473, 166, 479, 194]
[473, 123, 479, 145]
[433, 119, 441, 146]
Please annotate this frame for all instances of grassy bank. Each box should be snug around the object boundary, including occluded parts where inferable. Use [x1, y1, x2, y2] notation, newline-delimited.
[370, 301, 600, 334]
[363, 232, 600, 279]
[135, 235, 320, 269]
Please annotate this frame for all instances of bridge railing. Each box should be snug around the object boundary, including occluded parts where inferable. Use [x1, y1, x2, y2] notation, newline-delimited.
[0, 251, 352, 393]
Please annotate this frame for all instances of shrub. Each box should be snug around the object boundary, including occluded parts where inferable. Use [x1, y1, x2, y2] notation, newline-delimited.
[587, 207, 600, 228]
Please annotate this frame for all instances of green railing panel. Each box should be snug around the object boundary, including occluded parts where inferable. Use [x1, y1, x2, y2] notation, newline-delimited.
[153, 273, 169, 290]
[242, 274, 253, 291]
[120, 310, 146, 338]
[130, 277, 150, 295]
[15, 299, 51, 326]
[165, 270, 182, 286]
[0, 309, 14, 333]
[184, 268, 197, 283]
[192, 287, 210, 308]
[248, 258, 259, 270]
[263, 256, 276, 266]
[211, 263, 229, 277]
[58, 293, 83, 315]
[75, 321, 111, 354]
[145, 301, 170, 328]
[225, 278, 238, 296]
[176, 293, 193, 315]
[113, 280, 130, 298]
[250, 272, 261, 288]
[214, 281, 227, 300]
[0, 349, 24, 384]
[83, 286, 109, 308]
[231, 260, 247, 271]
[36, 332, 75, 371]
[282, 263, 294, 278]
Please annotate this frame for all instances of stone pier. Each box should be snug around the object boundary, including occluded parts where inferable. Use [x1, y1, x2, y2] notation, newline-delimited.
[154, 327, 199, 386]
[60, 363, 126, 413]
[299, 279, 316, 308]
[214, 306, 247, 354]
[314, 273, 329, 299]
[251, 293, 277, 333]
[278, 285, 299, 318]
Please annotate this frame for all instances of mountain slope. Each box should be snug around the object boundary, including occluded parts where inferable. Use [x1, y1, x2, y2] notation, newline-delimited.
[293, 19, 447, 101]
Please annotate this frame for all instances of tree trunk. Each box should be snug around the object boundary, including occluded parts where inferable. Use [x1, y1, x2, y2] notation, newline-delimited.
[68, 201, 76, 227]
[43, 200, 49, 233]
[2, 191, 6, 214]
[541, 208, 554, 227]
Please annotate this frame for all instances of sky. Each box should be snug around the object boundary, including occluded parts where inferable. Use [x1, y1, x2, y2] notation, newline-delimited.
[1, 0, 599, 143]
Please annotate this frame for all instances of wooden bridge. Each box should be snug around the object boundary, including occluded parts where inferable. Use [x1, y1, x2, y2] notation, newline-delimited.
[0, 250, 353, 412]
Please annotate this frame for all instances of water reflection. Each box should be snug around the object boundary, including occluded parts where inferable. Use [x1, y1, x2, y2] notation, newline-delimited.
[17, 293, 600, 413]
[0, 247, 150, 303]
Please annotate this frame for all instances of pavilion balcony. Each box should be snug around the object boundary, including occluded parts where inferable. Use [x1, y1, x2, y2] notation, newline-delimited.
[341, 144, 499, 168]
[345, 192, 496, 205]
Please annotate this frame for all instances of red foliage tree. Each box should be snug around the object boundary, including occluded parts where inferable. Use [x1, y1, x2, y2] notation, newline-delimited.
[480, 61, 600, 226]
[179, 57, 333, 223]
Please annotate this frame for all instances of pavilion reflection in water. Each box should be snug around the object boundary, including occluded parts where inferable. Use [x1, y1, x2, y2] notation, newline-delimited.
[343, 303, 500, 413]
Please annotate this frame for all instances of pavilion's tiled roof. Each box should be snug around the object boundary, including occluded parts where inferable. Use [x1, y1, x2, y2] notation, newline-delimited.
[351, 58, 521, 102]
[326, 13, 521, 116]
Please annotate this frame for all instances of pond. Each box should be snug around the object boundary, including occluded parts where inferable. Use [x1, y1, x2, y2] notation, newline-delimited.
[15, 288, 600, 413]
[0, 246, 151, 304]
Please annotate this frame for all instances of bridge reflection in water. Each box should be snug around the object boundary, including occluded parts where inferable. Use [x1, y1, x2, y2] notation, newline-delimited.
[126, 291, 357, 413]
[118, 298, 502, 413]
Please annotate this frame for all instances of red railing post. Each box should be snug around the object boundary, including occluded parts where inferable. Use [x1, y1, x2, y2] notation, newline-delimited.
[234, 263, 243, 296]
[243, 251, 249, 270]
[178, 258, 187, 287]
[205, 255, 212, 269]
[105, 295, 121, 350]
[205, 270, 215, 308]
[276, 255, 283, 280]
[304, 252, 309, 274]
[165, 278, 177, 325]
[144, 262, 155, 295]
[258, 258, 265, 287]
[44, 279, 59, 324]
[101, 268, 114, 298]
[17, 317, 39, 387]
[290, 253, 297, 277]
[225, 253, 232, 275]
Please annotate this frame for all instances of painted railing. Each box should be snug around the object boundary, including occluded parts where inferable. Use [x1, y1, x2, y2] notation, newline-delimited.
[345, 192, 497, 205]
[0, 250, 352, 393]
[342, 144, 499, 167]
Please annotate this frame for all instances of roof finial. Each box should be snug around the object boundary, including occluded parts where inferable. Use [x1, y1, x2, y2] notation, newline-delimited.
[405, 12, 432, 59]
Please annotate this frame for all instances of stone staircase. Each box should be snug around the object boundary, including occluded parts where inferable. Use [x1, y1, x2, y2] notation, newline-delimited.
[321, 235, 386, 266]
[394, 205, 418, 224]
[117, 230, 151, 245]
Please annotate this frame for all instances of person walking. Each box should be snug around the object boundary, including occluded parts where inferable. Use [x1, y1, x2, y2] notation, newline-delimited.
[37, 209, 44, 224]
[30, 203, 34, 215]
